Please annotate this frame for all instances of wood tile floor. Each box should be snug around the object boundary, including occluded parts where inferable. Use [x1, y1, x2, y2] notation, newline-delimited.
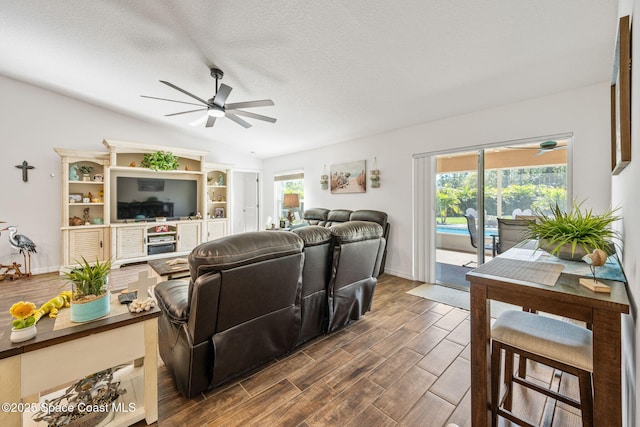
[1, 267, 582, 426]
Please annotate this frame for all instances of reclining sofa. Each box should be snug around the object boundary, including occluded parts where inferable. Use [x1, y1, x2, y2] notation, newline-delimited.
[302, 208, 389, 274]
[154, 221, 385, 398]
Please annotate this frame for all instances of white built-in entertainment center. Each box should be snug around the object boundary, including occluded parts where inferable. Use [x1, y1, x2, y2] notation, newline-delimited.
[55, 139, 230, 268]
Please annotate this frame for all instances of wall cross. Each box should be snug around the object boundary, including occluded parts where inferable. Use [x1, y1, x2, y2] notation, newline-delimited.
[15, 160, 35, 182]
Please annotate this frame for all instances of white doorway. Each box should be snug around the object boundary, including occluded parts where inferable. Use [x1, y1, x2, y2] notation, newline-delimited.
[232, 171, 260, 234]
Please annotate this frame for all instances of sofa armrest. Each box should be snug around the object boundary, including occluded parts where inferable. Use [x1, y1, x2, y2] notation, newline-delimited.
[154, 279, 190, 323]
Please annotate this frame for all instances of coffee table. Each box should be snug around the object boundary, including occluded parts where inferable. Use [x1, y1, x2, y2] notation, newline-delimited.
[148, 256, 190, 281]
[0, 296, 160, 426]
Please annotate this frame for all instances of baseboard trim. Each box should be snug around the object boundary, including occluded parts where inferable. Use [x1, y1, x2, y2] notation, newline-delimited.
[380, 268, 413, 280]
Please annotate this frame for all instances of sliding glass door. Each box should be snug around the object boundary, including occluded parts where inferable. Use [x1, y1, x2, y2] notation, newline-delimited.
[434, 149, 483, 290]
[433, 137, 569, 290]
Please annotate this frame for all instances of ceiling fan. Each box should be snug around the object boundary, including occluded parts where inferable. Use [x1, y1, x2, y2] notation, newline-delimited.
[141, 67, 276, 128]
[509, 140, 567, 156]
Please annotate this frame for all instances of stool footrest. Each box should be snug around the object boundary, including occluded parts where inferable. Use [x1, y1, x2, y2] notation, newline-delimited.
[496, 407, 538, 427]
[512, 375, 581, 408]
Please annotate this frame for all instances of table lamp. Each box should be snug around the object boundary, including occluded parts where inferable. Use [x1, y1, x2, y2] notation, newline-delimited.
[283, 193, 300, 226]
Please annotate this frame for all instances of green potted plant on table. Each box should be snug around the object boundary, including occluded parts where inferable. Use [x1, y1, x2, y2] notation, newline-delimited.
[524, 201, 621, 261]
[64, 257, 112, 322]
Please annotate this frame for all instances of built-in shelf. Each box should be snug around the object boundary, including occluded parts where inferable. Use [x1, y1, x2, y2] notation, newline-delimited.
[56, 141, 229, 269]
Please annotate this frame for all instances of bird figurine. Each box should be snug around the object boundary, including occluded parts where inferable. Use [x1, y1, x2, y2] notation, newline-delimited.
[1, 226, 37, 277]
[580, 248, 610, 293]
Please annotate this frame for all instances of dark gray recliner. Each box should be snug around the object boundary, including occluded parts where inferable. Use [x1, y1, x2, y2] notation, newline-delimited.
[303, 208, 390, 274]
[292, 226, 333, 345]
[154, 231, 304, 398]
[327, 221, 386, 332]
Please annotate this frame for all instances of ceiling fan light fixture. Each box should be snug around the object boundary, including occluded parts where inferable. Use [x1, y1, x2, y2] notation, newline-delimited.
[208, 106, 225, 117]
[143, 68, 275, 128]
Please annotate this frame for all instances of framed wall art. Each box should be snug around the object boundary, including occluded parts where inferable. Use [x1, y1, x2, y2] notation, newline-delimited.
[611, 15, 631, 175]
[330, 160, 366, 194]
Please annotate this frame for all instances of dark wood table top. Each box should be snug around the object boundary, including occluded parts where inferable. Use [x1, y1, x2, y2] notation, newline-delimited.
[466, 240, 629, 317]
[148, 256, 190, 277]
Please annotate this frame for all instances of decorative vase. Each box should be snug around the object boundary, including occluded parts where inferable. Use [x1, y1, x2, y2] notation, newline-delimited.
[538, 239, 590, 261]
[70, 273, 111, 323]
[10, 325, 37, 343]
[70, 291, 110, 322]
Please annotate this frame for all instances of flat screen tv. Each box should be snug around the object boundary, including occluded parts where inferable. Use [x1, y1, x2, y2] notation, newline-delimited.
[116, 177, 198, 220]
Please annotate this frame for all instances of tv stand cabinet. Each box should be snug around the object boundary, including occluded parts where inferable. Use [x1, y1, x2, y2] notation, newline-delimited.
[111, 220, 202, 266]
[55, 140, 230, 270]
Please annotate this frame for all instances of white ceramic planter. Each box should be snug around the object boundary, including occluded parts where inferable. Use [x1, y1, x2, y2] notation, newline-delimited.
[10, 325, 37, 343]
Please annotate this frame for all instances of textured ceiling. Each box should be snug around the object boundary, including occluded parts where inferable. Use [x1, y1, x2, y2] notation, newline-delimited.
[0, 1, 618, 158]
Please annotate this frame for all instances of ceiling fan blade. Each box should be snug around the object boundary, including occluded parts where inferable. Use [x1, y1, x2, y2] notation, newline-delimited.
[213, 83, 233, 107]
[225, 99, 274, 110]
[225, 113, 252, 128]
[205, 116, 216, 128]
[160, 80, 209, 105]
[141, 95, 205, 107]
[165, 108, 207, 117]
[535, 145, 568, 155]
[228, 109, 277, 123]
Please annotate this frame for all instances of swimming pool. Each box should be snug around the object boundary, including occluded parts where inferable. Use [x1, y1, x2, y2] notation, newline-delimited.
[436, 224, 497, 237]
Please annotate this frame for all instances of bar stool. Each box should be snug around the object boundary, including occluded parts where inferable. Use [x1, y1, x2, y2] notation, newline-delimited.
[491, 310, 593, 427]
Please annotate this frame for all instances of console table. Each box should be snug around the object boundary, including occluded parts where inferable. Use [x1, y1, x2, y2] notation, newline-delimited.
[0, 298, 159, 426]
[466, 241, 629, 426]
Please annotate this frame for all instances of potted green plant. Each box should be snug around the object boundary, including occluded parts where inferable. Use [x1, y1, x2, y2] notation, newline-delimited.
[63, 257, 112, 322]
[524, 200, 621, 261]
[140, 151, 180, 171]
[8, 301, 37, 342]
[78, 165, 94, 181]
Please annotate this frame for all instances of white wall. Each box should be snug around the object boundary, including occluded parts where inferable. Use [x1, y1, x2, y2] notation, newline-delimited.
[0, 75, 261, 273]
[615, 2, 639, 425]
[263, 82, 612, 279]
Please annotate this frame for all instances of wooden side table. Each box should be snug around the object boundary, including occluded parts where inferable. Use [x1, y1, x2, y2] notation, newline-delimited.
[0, 300, 160, 426]
[467, 241, 630, 426]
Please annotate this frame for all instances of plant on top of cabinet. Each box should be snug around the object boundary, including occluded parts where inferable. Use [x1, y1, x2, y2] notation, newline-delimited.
[140, 151, 179, 171]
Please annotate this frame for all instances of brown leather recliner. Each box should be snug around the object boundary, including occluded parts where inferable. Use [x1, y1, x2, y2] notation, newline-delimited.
[303, 208, 390, 274]
[291, 226, 333, 345]
[154, 231, 304, 398]
[327, 221, 386, 332]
